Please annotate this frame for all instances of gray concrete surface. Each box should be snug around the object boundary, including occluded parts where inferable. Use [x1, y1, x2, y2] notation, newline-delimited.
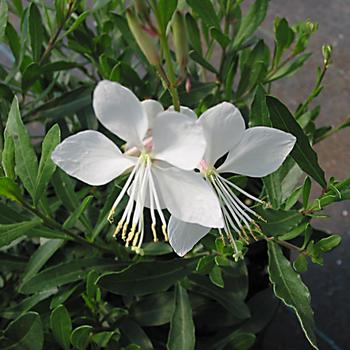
[256, 1, 350, 349]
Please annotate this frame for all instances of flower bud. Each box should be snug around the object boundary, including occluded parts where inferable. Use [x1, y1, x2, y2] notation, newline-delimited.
[126, 9, 160, 66]
[172, 11, 188, 77]
[322, 44, 332, 66]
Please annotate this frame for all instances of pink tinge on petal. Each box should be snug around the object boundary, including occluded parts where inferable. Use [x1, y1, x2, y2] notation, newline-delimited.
[199, 159, 209, 172]
[143, 136, 153, 153]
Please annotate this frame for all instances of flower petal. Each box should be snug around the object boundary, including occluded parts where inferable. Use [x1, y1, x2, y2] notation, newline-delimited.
[141, 99, 164, 128]
[152, 165, 223, 227]
[168, 216, 210, 257]
[51, 130, 135, 186]
[168, 106, 197, 120]
[218, 127, 296, 177]
[93, 80, 148, 146]
[152, 111, 206, 170]
[198, 102, 246, 165]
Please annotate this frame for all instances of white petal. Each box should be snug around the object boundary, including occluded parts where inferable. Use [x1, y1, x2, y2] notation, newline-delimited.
[168, 216, 210, 257]
[168, 105, 197, 120]
[152, 165, 223, 227]
[198, 102, 246, 165]
[51, 130, 135, 186]
[93, 80, 148, 146]
[152, 111, 206, 170]
[141, 99, 164, 128]
[218, 127, 296, 177]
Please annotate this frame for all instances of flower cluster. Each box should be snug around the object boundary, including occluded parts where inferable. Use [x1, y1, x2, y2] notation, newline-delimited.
[52, 81, 296, 256]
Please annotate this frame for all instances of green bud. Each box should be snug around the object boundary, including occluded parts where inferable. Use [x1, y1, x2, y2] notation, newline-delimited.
[322, 44, 332, 66]
[172, 11, 188, 77]
[126, 9, 160, 66]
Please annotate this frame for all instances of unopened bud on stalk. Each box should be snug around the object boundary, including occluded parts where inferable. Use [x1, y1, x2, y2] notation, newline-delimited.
[172, 11, 188, 78]
[126, 9, 160, 66]
[322, 44, 332, 67]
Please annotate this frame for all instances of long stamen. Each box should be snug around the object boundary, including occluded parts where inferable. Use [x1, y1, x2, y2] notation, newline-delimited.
[149, 169, 168, 241]
[148, 166, 158, 242]
[108, 160, 141, 223]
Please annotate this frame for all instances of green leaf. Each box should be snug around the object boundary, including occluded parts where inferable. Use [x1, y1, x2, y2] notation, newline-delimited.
[50, 305, 72, 350]
[158, 0, 178, 30]
[29, 3, 44, 62]
[71, 325, 93, 350]
[142, 241, 173, 255]
[6, 97, 39, 199]
[187, 0, 220, 29]
[302, 176, 312, 208]
[0, 312, 43, 350]
[98, 260, 193, 296]
[64, 11, 89, 36]
[233, 0, 269, 49]
[209, 265, 224, 288]
[0, 0, 8, 42]
[34, 124, 61, 205]
[294, 254, 308, 273]
[189, 50, 218, 74]
[250, 84, 270, 127]
[20, 239, 64, 288]
[314, 234, 342, 253]
[63, 195, 93, 229]
[22, 62, 41, 90]
[185, 13, 202, 54]
[258, 208, 304, 237]
[20, 258, 122, 294]
[131, 292, 175, 326]
[119, 319, 154, 350]
[167, 284, 195, 350]
[267, 96, 327, 188]
[267, 241, 318, 349]
[267, 53, 311, 82]
[0, 177, 23, 202]
[211, 27, 230, 48]
[2, 126, 16, 179]
[0, 220, 42, 248]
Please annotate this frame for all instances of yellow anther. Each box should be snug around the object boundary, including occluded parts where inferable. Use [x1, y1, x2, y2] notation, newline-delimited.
[132, 231, 140, 247]
[107, 209, 115, 223]
[162, 224, 168, 241]
[125, 225, 137, 247]
[113, 219, 124, 237]
[151, 223, 158, 242]
[122, 222, 129, 240]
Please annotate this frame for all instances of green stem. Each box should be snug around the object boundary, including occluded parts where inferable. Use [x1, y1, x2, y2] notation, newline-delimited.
[22, 202, 109, 252]
[150, 0, 180, 111]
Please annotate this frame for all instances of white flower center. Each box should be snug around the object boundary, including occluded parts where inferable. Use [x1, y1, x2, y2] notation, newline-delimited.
[107, 153, 168, 253]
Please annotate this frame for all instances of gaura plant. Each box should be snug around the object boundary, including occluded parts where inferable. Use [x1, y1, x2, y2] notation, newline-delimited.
[0, 1, 349, 350]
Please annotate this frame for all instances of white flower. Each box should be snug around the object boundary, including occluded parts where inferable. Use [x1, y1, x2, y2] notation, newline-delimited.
[51, 80, 223, 252]
[168, 102, 297, 257]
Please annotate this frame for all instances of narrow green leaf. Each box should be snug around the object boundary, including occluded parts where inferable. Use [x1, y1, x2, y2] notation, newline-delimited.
[98, 260, 193, 296]
[50, 305, 72, 350]
[189, 50, 218, 74]
[63, 195, 93, 229]
[131, 292, 175, 326]
[315, 234, 342, 253]
[0, 312, 43, 350]
[0, 0, 8, 42]
[250, 84, 270, 127]
[294, 254, 308, 273]
[302, 176, 312, 208]
[233, 0, 269, 49]
[167, 284, 195, 350]
[187, 0, 220, 29]
[119, 318, 154, 350]
[0, 220, 42, 248]
[1, 129, 16, 179]
[209, 265, 225, 288]
[159, 0, 178, 30]
[185, 13, 202, 54]
[71, 325, 92, 350]
[6, 97, 39, 199]
[34, 124, 61, 205]
[29, 3, 44, 62]
[267, 242, 318, 349]
[64, 11, 89, 36]
[20, 258, 122, 294]
[20, 239, 64, 288]
[266, 96, 327, 188]
[0, 177, 23, 202]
